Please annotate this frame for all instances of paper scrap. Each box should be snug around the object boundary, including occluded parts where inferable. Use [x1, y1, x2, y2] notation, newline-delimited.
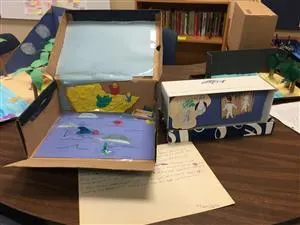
[270, 102, 300, 134]
[0, 38, 7, 43]
[30, 69, 43, 90]
[79, 142, 235, 225]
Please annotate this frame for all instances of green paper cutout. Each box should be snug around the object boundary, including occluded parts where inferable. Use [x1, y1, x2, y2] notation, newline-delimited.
[0, 38, 7, 43]
[31, 59, 47, 68]
[14, 67, 32, 75]
[49, 38, 55, 43]
[44, 43, 53, 52]
[40, 52, 50, 63]
[30, 69, 43, 90]
[96, 95, 112, 108]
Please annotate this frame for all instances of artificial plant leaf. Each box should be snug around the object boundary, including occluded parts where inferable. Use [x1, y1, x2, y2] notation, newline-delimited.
[49, 38, 55, 43]
[0, 38, 7, 43]
[267, 54, 279, 69]
[40, 52, 50, 63]
[14, 66, 33, 75]
[30, 69, 43, 90]
[31, 59, 47, 68]
[44, 43, 54, 52]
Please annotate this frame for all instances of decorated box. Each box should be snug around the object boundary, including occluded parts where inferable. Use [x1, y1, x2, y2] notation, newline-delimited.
[4, 81, 157, 171]
[5, 6, 65, 75]
[47, 10, 162, 114]
[167, 117, 275, 143]
[161, 76, 276, 130]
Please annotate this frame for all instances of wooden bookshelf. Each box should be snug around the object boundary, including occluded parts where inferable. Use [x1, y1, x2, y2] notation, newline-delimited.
[136, 0, 230, 64]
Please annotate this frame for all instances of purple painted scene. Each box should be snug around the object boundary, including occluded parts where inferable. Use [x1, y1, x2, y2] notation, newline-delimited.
[33, 113, 156, 160]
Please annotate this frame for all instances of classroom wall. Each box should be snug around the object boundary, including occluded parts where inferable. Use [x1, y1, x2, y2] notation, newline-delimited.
[0, 0, 135, 42]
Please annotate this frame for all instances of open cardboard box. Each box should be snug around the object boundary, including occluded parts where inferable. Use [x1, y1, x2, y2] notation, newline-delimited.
[5, 81, 157, 171]
[47, 10, 162, 113]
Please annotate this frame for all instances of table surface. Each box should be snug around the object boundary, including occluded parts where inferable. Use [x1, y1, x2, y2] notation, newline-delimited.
[1, 65, 300, 225]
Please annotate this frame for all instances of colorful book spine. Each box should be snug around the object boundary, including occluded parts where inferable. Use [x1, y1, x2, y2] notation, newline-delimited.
[160, 10, 226, 38]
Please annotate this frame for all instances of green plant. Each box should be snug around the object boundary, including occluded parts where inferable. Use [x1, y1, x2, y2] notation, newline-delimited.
[14, 38, 55, 90]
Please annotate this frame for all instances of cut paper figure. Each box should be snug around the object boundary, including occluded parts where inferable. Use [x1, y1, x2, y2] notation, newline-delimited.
[221, 92, 254, 119]
[109, 83, 120, 95]
[222, 96, 237, 119]
[169, 95, 211, 129]
[241, 95, 251, 112]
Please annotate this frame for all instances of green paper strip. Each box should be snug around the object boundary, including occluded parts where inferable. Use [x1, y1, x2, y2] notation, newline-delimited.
[30, 69, 43, 90]
[49, 38, 55, 43]
[0, 38, 7, 43]
[40, 52, 50, 63]
[31, 59, 47, 68]
[44, 43, 54, 52]
[14, 67, 32, 75]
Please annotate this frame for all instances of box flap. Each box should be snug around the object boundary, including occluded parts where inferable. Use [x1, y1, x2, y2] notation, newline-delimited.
[237, 1, 277, 16]
[5, 158, 155, 171]
[18, 81, 60, 157]
[162, 76, 276, 97]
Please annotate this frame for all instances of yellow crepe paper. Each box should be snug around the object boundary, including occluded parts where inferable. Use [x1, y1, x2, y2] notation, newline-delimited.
[66, 83, 139, 113]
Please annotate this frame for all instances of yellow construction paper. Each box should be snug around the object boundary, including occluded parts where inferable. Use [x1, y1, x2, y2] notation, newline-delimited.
[66, 83, 139, 113]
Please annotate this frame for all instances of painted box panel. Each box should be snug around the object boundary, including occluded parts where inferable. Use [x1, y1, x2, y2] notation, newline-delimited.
[168, 117, 275, 143]
[161, 76, 276, 130]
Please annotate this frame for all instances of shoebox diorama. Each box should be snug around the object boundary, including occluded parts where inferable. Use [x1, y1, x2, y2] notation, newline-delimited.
[206, 48, 300, 103]
[161, 76, 276, 143]
[3, 9, 162, 171]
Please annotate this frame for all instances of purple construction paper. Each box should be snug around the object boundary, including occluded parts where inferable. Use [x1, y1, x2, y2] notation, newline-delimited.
[33, 113, 155, 160]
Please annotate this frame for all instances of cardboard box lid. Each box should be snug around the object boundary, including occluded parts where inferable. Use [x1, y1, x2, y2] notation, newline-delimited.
[47, 10, 162, 82]
[162, 76, 276, 97]
[236, 1, 277, 17]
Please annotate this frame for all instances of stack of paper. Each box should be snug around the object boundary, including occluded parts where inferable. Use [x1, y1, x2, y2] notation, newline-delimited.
[79, 143, 235, 225]
[271, 102, 300, 134]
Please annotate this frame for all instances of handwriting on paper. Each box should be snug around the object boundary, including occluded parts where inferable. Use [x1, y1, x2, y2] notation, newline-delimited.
[80, 144, 206, 195]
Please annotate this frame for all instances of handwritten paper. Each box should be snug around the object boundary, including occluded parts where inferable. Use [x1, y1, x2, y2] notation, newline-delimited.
[79, 143, 235, 225]
[271, 102, 300, 134]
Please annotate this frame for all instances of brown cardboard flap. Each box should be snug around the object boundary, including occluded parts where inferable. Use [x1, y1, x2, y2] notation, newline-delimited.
[5, 158, 155, 171]
[21, 90, 60, 157]
[153, 13, 163, 81]
[47, 13, 68, 76]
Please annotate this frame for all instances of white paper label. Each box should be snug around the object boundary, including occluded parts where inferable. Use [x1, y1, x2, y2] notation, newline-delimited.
[78, 113, 98, 119]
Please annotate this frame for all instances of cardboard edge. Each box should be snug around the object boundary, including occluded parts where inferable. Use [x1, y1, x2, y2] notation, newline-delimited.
[47, 13, 68, 76]
[5, 158, 155, 171]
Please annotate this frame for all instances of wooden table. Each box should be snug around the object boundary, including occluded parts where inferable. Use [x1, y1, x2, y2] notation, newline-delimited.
[1, 65, 300, 225]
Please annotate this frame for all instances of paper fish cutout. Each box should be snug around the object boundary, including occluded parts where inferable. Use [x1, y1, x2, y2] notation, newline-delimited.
[103, 134, 130, 145]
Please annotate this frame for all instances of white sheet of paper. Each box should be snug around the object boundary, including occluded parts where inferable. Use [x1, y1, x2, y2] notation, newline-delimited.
[270, 102, 300, 134]
[79, 143, 235, 225]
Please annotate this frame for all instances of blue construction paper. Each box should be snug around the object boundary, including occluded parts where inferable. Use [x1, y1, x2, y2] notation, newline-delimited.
[0, 83, 29, 122]
[56, 21, 155, 84]
[33, 113, 156, 160]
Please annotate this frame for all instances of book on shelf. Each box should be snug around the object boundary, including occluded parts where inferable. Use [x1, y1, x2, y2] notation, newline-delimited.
[161, 10, 226, 39]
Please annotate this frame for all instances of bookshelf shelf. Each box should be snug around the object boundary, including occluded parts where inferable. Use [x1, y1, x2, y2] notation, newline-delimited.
[136, 0, 230, 64]
[177, 35, 223, 44]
